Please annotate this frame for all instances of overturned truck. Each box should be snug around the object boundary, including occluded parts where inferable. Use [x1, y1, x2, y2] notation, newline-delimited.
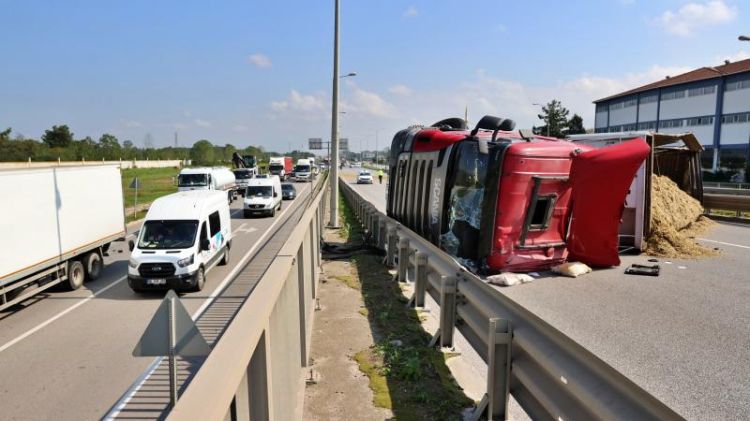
[387, 116, 650, 274]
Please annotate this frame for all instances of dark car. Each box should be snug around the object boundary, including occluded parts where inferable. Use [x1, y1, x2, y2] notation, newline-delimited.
[281, 183, 296, 200]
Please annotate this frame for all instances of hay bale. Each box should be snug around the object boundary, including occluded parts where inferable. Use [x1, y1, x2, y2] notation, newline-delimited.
[644, 175, 717, 258]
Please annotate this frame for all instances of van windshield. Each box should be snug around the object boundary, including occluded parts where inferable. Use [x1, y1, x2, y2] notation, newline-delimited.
[138, 220, 198, 249]
[295, 165, 310, 172]
[178, 174, 208, 187]
[247, 186, 273, 197]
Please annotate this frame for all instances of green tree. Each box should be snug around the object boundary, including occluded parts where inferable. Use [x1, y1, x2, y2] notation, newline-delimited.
[0, 128, 11, 143]
[98, 133, 121, 160]
[222, 144, 237, 162]
[535, 100, 569, 138]
[42, 125, 74, 148]
[190, 139, 215, 165]
[566, 114, 586, 135]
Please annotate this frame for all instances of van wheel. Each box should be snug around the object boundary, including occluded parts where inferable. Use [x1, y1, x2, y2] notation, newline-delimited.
[278, 202, 282, 210]
[83, 251, 103, 281]
[193, 267, 206, 292]
[270, 207, 276, 217]
[219, 247, 229, 266]
[67, 261, 85, 290]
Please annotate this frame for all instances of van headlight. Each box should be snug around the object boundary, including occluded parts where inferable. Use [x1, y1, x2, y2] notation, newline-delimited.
[177, 254, 194, 268]
[128, 259, 138, 269]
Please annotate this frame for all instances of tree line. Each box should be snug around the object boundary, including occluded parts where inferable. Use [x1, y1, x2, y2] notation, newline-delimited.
[534, 99, 587, 137]
[0, 125, 311, 166]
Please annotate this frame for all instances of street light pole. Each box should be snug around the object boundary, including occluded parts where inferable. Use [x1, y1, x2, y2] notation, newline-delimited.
[329, 0, 341, 227]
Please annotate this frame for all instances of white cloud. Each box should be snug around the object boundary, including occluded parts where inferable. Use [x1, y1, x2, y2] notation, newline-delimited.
[270, 90, 328, 121]
[657, 0, 737, 37]
[716, 50, 750, 63]
[233, 124, 249, 133]
[388, 85, 413, 96]
[194, 118, 212, 128]
[122, 120, 143, 128]
[248, 53, 272, 68]
[345, 87, 396, 118]
[403, 6, 418, 18]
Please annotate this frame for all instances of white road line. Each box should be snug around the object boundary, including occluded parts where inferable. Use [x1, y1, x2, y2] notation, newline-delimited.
[0, 276, 127, 354]
[104, 182, 310, 420]
[697, 238, 750, 250]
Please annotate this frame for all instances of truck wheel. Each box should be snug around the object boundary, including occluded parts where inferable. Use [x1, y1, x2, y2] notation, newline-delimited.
[193, 267, 206, 292]
[84, 251, 103, 281]
[219, 247, 229, 266]
[67, 261, 85, 290]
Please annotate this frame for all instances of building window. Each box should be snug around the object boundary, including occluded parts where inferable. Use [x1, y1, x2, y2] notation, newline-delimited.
[725, 79, 750, 92]
[638, 121, 657, 130]
[640, 94, 658, 104]
[622, 123, 637, 131]
[660, 119, 684, 128]
[686, 116, 714, 126]
[688, 86, 716, 97]
[609, 101, 623, 110]
[722, 113, 750, 124]
[661, 90, 686, 101]
[623, 98, 637, 108]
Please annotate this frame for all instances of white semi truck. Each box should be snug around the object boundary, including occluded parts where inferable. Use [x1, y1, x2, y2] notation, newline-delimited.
[0, 165, 126, 311]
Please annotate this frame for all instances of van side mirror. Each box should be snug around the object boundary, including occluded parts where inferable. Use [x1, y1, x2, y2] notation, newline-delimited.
[274, 192, 278, 197]
[200, 238, 210, 251]
[128, 240, 135, 252]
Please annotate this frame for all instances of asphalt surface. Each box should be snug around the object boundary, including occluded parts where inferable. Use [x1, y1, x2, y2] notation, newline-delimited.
[342, 168, 750, 421]
[0, 181, 314, 421]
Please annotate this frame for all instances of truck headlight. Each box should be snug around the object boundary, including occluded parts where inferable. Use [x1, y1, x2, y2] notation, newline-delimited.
[177, 254, 194, 268]
[128, 259, 138, 269]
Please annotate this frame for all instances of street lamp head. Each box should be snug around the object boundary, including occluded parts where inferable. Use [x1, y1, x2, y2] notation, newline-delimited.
[341, 72, 358, 78]
[739, 35, 750, 41]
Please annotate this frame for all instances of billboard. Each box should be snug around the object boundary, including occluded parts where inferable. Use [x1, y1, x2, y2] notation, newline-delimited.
[308, 138, 323, 150]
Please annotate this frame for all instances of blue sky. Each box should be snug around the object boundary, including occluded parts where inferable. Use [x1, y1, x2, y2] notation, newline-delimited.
[1, 0, 749, 152]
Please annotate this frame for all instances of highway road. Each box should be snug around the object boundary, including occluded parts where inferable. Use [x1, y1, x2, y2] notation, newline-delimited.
[342, 168, 750, 421]
[0, 181, 315, 421]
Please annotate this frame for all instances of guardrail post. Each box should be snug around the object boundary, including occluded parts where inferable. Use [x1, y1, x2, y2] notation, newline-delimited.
[487, 317, 512, 420]
[439, 275, 457, 348]
[378, 217, 387, 250]
[397, 238, 409, 282]
[387, 227, 398, 267]
[414, 252, 427, 307]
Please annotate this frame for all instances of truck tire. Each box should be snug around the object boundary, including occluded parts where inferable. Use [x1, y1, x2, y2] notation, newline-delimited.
[193, 267, 206, 292]
[219, 247, 229, 266]
[83, 251, 103, 281]
[67, 260, 85, 290]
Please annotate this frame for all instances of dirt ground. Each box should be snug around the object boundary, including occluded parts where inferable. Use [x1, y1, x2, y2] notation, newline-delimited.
[302, 227, 393, 421]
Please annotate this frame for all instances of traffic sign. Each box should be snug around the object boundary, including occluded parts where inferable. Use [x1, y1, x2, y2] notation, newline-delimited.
[309, 138, 323, 150]
[340, 138, 348, 151]
[129, 177, 141, 189]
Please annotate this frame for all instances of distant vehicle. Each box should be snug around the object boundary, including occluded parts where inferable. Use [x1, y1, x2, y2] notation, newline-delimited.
[269, 156, 294, 180]
[128, 190, 231, 292]
[254, 173, 270, 179]
[357, 170, 373, 184]
[387, 115, 648, 273]
[178, 167, 237, 203]
[0, 165, 126, 311]
[233, 169, 254, 196]
[281, 183, 297, 200]
[293, 159, 313, 182]
[244, 176, 283, 217]
[231, 153, 259, 174]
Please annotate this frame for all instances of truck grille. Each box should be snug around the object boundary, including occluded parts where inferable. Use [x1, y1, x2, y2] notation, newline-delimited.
[248, 204, 265, 209]
[139, 262, 176, 277]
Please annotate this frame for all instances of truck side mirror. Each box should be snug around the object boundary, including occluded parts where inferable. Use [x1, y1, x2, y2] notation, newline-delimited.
[200, 238, 210, 251]
[128, 240, 135, 252]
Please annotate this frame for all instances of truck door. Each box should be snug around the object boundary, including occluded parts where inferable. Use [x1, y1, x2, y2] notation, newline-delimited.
[566, 139, 650, 267]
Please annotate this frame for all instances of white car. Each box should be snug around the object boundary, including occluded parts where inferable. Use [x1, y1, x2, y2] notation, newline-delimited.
[357, 171, 373, 184]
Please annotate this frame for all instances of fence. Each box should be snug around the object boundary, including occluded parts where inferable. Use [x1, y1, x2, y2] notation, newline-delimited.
[339, 179, 683, 421]
[167, 177, 328, 421]
[0, 159, 186, 169]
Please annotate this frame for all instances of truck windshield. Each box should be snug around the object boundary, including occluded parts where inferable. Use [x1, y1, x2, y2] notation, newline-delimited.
[295, 165, 310, 172]
[242, 156, 256, 168]
[138, 220, 198, 249]
[247, 186, 273, 197]
[178, 174, 208, 187]
[233, 170, 252, 179]
[269, 164, 284, 171]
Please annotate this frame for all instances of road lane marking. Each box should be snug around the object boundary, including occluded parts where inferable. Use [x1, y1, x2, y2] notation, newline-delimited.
[104, 182, 310, 420]
[0, 276, 127, 354]
[697, 238, 750, 250]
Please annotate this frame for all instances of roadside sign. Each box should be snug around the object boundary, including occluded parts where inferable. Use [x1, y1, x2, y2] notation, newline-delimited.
[133, 290, 209, 407]
[340, 138, 348, 151]
[129, 177, 140, 189]
[309, 138, 323, 150]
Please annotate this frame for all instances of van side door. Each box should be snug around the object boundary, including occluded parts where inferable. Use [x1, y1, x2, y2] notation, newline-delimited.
[208, 210, 224, 259]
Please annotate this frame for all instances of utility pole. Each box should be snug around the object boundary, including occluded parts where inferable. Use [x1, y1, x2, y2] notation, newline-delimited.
[329, 0, 340, 227]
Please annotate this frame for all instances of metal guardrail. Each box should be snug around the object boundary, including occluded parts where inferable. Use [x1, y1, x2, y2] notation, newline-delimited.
[340, 178, 684, 421]
[704, 192, 750, 216]
[166, 176, 328, 421]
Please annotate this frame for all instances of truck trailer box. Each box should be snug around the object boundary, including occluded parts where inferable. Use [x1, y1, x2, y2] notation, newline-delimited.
[0, 165, 126, 288]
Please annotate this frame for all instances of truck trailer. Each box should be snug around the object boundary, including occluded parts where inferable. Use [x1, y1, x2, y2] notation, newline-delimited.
[268, 157, 293, 180]
[0, 165, 126, 311]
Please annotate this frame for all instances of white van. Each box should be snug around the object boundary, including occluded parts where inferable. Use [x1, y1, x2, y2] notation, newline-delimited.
[128, 190, 232, 292]
[243, 176, 282, 217]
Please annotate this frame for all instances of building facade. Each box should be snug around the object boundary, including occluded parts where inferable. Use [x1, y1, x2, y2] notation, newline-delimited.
[594, 59, 750, 178]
